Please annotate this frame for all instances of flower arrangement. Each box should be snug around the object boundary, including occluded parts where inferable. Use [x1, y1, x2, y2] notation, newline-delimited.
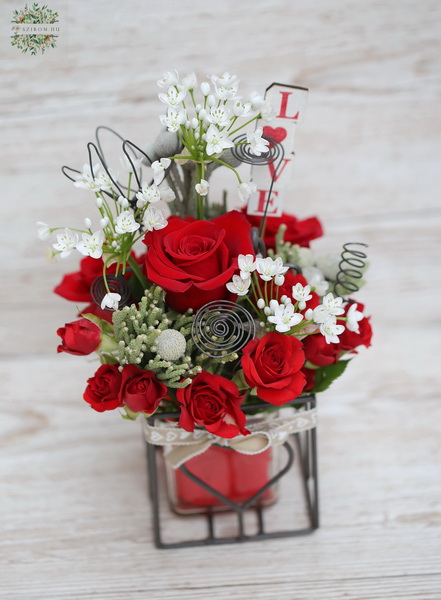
[38, 70, 372, 441]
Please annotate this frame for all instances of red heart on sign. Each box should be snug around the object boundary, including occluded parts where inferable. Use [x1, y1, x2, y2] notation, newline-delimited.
[263, 126, 287, 147]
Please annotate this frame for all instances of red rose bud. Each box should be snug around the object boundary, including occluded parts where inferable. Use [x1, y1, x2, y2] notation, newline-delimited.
[177, 371, 249, 439]
[143, 210, 254, 312]
[57, 318, 101, 356]
[83, 364, 123, 412]
[120, 365, 168, 414]
[241, 332, 306, 405]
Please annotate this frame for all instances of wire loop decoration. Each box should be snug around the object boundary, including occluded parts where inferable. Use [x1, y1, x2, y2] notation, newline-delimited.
[333, 242, 368, 296]
[90, 275, 131, 310]
[191, 300, 256, 358]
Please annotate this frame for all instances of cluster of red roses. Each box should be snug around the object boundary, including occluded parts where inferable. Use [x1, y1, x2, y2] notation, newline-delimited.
[55, 209, 371, 439]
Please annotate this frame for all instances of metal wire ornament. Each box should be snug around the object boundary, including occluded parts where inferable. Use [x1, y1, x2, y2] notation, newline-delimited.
[90, 275, 131, 311]
[191, 301, 256, 358]
[333, 242, 368, 296]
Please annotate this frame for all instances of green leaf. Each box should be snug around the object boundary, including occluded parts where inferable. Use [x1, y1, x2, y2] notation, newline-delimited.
[312, 360, 351, 394]
[231, 369, 249, 391]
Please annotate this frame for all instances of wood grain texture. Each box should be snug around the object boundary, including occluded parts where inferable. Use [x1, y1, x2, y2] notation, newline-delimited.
[1, 0, 441, 598]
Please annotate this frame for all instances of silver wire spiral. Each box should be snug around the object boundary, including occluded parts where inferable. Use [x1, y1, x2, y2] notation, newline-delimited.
[191, 301, 256, 358]
[333, 243, 368, 296]
[90, 275, 131, 311]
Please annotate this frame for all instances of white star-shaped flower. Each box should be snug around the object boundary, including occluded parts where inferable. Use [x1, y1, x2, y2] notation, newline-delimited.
[256, 256, 289, 281]
[151, 158, 171, 185]
[207, 106, 231, 128]
[232, 100, 251, 117]
[237, 181, 257, 203]
[292, 283, 313, 310]
[114, 211, 140, 235]
[320, 321, 345, 344]
[157, 69, 179, 88]
[195, 179, 209, 196]
[143, 206, 168, 232]
[204, 125, 234, 156]
[238, 254, 256, 279]
[226, 275, 251, 296]
[136, 184, 161, 207]
[159, 108, 187, 133]
[246, 127, 270, 156]
[158, 85, 187, 107]
[323, 293, 345, 316]
[267, 303, 303, 333]
[181, 72, 197, 90]
[76, 231, 103, 259]
[160, 186, 176, 203]
[346, 303, 364, 333]
[101, 292, 121, 311]
[52, 228, 79, 258]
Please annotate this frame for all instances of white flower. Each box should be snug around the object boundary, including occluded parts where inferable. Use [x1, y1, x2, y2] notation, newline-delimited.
[303, 266, 329, 296]
[160, 186, 176, 203]
[312, 305, 334, 325]
[200, 81, 210, 96]
[292, 283, 312, 310]
[320, 321, 345, 344]
[210, 72, 240, 100]
[195, 179, 209, 196]
[207, 106, 231, 128]
[249, 91, 265, 111]
[274, 274, 285, 286]
[346, 303, 364, 333]
[205, 125, 234, 156]
[226, 275, 251, 296]
[119, 155, 144, 173]
[256, 256, 289, 281]
[36, 221, 50, 240]
[260, 101, 275, 122]
[115, 211, 140, 235]
[237, 181, 257, 203]
[158, 85, 187, 107]
[238, 254, 256, 279]
[159, 108, 187, 133]
[100, 216, 109, 228]
[101, 292, 121, 311]
[143, 206, 168, 232]
[95, 170, 114, 192]
[151, 158, 171, 185]
[181, 72, 197, 91]
[232, 100, 251, 117]
[52, 228, 79, 258]
[267, 303, 303, 333]
[247, 127, 270, 156]
[73, 163, 102, 191]
[157, 69, 179, 88]
[84, 217, 92, 229]
[323, 293, 345, 317]
[76, 231, 104, 259]
[256, 298, 265, 309]
[136, 184, 161, 207]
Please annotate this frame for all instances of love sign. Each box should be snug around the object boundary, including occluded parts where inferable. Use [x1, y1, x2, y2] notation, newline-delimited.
[246, 83, 309, 217]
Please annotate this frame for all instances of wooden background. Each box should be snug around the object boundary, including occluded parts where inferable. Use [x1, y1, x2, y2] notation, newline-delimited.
[1, 0, 440, 598]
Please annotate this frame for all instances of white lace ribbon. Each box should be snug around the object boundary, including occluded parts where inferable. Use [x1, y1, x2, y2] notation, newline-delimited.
[143, 408, 317, 468]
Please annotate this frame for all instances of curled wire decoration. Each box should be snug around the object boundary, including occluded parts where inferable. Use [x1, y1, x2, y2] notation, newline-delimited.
[333, 242, 368, 297]
[192, 301, 256, 359]
[284, 262, 303, 275]
[231, 134, 283, 166]
[90, 275, 131, 311]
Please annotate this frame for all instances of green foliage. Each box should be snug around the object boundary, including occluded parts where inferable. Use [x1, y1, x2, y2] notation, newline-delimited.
[311, 360, 351, 394]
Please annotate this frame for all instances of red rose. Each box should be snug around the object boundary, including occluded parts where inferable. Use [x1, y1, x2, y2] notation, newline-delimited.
[302, 367, 317, 392]
[241, 332, 306, 405]
[83, 364, 123, 412]
[242, 209, 323, 250]
[303, 334, 339, 367]
[338, 302, 373, 352]
[177, 371, 249, 439]
[57, 318, 101, 356]
[120, 365, 167, 414]
[143, 210, 254, 312]
[54, 256, 105, 303]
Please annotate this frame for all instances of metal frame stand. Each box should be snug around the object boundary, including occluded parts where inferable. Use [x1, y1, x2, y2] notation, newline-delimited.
[145, 396, 319, 549]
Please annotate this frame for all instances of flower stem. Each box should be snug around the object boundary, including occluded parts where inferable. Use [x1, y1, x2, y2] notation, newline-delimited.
[128, 255, 148, 290]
